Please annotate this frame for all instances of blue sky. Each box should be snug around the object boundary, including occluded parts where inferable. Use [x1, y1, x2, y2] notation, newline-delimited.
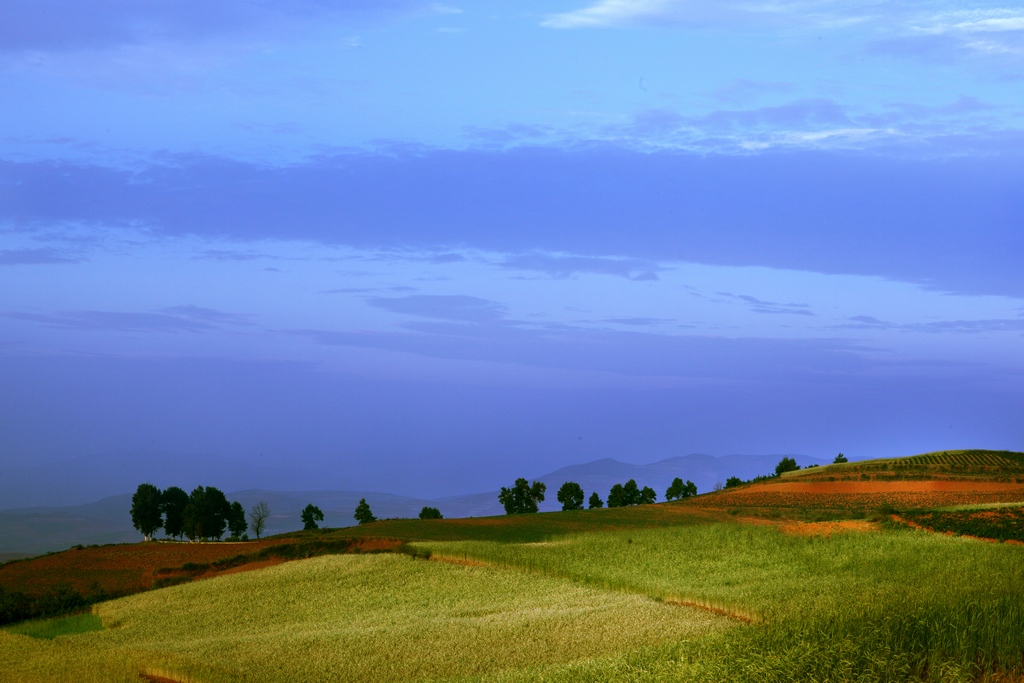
[1, 0, 1022, 499]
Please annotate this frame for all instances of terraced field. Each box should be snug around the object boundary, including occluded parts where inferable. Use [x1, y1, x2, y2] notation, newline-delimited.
[1, 553, 729, 683]
[6, 449, 1024, 683]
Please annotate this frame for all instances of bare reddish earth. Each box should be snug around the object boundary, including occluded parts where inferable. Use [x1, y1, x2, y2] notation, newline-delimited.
[0, 537, 406, 598]
[695, 478, 1024, 512]
[0, 539, 299, 596]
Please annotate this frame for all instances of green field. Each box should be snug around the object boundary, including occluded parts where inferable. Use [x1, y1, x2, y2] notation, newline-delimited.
[6, 451, 1024, 682]
[0, 552, 728, 683]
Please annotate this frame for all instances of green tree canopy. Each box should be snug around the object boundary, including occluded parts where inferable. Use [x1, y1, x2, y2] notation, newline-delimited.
[418, 506, 442, 520]
[130, 483, 163, 541]
[834, 453, 848, 464]
[354, 498, 375, 525]
[607, 483, 625, 508]
[301, 504, 325, 530]
[775, 457, 800, 476]
[182, 486, 230, 541]
[498, 478, 546, 514]
[725, 476, 744, 488]
[227, 501, 247, 538]
[665, 477, 697, 500]
[588, 491, 603, 509]
[639, 485, 657, 505]
[160, 486, 188, 540]
[556, 481, 585, 511]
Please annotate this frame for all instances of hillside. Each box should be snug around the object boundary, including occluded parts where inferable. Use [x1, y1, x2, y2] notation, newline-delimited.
[4, 449, 1024, 683]
[0, 452, 820, 556]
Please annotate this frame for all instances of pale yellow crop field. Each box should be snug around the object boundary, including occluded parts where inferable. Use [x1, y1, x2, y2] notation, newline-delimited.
[0, 553, 729, 683]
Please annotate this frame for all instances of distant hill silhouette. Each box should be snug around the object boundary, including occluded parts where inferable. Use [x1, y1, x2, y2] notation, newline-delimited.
[0, 452, 828, 556]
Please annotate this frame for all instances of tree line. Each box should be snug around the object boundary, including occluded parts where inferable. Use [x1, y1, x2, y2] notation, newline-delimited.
[130, 484, 270, 541]
[498, 475, 699, 514]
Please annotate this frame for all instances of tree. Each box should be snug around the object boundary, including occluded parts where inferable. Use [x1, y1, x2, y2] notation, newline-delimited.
[639, 486, 657, 505]
[834, 453, 848, 464]
[725, 476, 743, 489]
[622, 479, 641, 505]
[182, 486, 230, 541]
[302, 504, 325, 530]
[667, 478, 699, 500]
[665, 477, 683, 501]
[588, 492, 604, 509]
[419, 506, 442, 520]
[607, 483, 625, 508]
[248, 501, 270, 539]
[556, 482, 585, 511]
[227, 501, 247, 538]
[354, 498, 375, 525]
[161, 486, 189, 540]
[130, 483, 163, 541]
[775, 457, 800, 476]
[498, 478, 546, 515]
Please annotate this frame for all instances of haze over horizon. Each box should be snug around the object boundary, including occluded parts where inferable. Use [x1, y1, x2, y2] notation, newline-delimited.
[1, 0, 1022, 499]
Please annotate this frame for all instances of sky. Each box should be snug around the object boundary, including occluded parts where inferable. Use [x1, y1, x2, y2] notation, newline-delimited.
[1, 0, 1022, 500]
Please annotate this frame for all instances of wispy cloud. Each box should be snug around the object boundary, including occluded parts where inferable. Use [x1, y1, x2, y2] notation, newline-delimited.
[366, 295, 508, 323]
[0, 247, 84, 266]
[499, 253, 661, 281]
[720, 293, 815, 316]
[1, 306, 249, 333]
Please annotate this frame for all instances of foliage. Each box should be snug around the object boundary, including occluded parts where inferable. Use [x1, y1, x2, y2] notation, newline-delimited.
[1, 554, 725, 683]
[498, 478, 546, 515]
[666, 477, 698, 500]
[774, 457, 800, 476]
[182, 486, 230, 541]
[227, 501, 247, 538]
[160, 486, 189, 540]
[588, 492, 603, 509]
[0, 582, 113, 627]
[419, 506, 443, 520]
[640, 485, 656, 505]
[248, 501, 270, 539]
[3, 613, 103, 640]
[901, 506, 1024, 542]
[608, 479, 652, 507]
[354, 498, 376, 525]
[130, 484, 163, 541]
[834, 453, 849, 463]
[302, 504, 325, 530]
[556, 482, 585, 511]
[725, 476, 743, 488]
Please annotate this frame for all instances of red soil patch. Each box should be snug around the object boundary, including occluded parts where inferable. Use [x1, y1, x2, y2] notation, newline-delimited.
[0, 537, 401, 598]
[700, 479, 1024, 511]
[755, 480, 1024, 494]
[778, 520, 878, 536]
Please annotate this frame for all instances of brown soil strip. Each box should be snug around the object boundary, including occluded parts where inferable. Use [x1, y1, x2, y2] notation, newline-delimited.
[661, 597, 757, 624]
[778, 520, 878, 536]
[750, 480, 1024, 494]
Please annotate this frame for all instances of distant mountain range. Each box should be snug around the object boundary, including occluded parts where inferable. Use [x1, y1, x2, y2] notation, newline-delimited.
[0, 452, 826, 557]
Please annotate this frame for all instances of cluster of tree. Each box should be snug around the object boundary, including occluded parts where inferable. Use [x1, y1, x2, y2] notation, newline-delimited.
[665, 477, 698, 500]
[499, 478, 547, 514]
[419, 506, 442, 519]
[608, 479, 657, 507]
[131, 484, 253, 542]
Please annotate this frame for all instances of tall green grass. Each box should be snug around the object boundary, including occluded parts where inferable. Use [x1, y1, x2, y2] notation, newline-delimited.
[425, 524, 1024, 682]
[0, 553, 728, 683]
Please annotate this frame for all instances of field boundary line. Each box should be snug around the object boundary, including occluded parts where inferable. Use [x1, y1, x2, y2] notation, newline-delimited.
[426, 552, 760, 624]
